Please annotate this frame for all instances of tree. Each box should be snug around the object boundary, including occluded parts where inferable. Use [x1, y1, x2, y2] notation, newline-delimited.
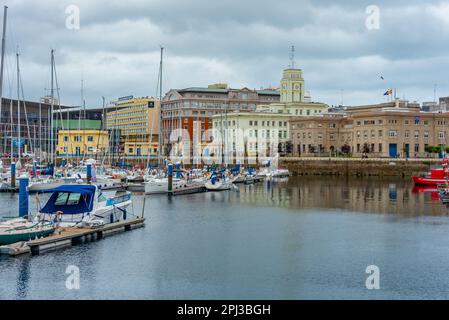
[362, 143, 370, 154]
[341, 144, 351, 154]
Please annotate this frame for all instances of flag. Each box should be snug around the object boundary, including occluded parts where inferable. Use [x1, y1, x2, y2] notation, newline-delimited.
[383, 88, 393, 96]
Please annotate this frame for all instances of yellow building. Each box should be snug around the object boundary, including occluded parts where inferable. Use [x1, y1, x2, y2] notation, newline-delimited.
[106, 96, 160, 159]
[57, 129, 109, 157]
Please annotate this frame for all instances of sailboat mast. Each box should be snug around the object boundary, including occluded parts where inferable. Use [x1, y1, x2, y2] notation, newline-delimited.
[0, 6, 7, 136]
[50, 49, 55, 165]
[158, 46, 163, 165]
[16, 52, 20, 164]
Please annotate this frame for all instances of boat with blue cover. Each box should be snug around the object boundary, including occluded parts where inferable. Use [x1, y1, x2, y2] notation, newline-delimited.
[39, 184, 133, 228]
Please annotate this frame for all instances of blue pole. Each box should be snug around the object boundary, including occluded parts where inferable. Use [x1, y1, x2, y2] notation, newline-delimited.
[11, 162, 16, 188]
[167, 163, 173, 194]
[19, 176, 29, 217]
[236, 160, 241, 173]
[176, 162, 181, 178]
[87, 164, 92, 184]
[32, 161, 37, 177]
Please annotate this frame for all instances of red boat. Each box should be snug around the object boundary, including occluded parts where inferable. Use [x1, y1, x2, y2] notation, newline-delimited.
[412, 163, 449, 186]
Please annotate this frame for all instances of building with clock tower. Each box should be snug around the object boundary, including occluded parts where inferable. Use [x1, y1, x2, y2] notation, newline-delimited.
[256, 66, 328, 116]
[280, 68, 305, 103]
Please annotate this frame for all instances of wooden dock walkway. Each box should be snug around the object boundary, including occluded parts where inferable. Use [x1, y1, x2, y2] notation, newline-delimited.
[0, 217, 145, 257]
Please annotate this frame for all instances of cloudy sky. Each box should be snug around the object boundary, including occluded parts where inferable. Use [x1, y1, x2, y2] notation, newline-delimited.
[1, 0, 449, 107]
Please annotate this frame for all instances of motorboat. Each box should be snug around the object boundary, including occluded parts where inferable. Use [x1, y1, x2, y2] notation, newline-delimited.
[271, 168, 290, 178]
[27, 177, 78, 193]
[231, 174, 246, 184]
[144, 177, 182, 195]
[412, 168, 449, 186]
[38, 184, 132, 228]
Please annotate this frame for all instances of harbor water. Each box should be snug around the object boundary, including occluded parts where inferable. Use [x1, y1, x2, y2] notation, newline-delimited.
[1, 176, 449, 299]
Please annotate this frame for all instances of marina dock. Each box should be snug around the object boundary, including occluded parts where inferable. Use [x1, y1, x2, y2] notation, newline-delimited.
[0, 217, 145, 257]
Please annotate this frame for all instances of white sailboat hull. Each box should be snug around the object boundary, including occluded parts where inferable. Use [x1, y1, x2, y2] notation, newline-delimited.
[205, 181, 232, 191]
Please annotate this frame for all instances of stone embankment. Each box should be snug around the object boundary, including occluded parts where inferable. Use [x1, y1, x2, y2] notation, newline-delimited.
[279, 157, 438, 177]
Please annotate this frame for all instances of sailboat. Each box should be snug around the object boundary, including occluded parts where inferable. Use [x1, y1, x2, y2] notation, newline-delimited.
[0, 217, 54, 245]
[205, 172, 232, 191]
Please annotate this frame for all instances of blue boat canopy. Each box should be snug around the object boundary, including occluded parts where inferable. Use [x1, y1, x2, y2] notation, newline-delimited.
[40, 185, 96, 215]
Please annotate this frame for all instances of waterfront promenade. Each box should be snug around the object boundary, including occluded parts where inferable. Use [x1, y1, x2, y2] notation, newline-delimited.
[280, 157, 440, 177]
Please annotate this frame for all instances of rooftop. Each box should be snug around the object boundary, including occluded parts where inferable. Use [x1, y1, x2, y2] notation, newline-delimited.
[177, 87, 280, 95]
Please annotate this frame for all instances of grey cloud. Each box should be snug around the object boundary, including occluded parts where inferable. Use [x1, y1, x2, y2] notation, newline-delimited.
[0, 0, 447, 107]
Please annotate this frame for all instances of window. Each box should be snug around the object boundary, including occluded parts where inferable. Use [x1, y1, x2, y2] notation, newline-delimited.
[379, 143, 383, 152]
[88, 147, 94, 152]
[424, 131, 429, 138]
[55, 192, 81, 206]
[389, 130, 398, 137]
[87, 136, 94, 142]
[405, 130, 410, 138]
[249, 121, 253, 126]
[378, 130, 383, 137]
[414, 130, 419, 139]
[63, 136, 68, 142]
[414, 144, 419, 152]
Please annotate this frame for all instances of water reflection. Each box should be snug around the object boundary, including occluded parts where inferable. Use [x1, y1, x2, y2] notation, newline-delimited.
[16, 258, 31, 299]
[235, 176, 447, 216]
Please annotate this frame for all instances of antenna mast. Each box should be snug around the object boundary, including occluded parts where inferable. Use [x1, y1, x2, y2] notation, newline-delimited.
[289, 45, 295, 69]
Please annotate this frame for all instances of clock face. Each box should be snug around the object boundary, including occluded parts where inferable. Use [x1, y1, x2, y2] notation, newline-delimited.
[294, 85, 299, 90]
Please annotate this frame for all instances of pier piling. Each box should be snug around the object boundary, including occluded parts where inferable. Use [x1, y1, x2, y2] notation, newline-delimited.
[168, 163, 173, 195]
[19, 175, 29, 217]
[87, 163, 92, 184]
[10, 162, 15, 188]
